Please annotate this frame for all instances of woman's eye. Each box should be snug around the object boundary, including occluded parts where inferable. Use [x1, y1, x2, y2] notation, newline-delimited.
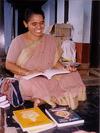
[31, 22, 44, 26]
[40, 22, 44, 25]
[32, 22, 37, 26]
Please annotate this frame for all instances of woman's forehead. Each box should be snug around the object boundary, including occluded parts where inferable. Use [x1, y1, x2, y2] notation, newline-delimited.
[28, 14, 44, 22]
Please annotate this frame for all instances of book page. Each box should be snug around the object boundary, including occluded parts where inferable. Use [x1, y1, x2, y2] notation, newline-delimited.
[22, 72, 43, 80]
[44, 69, 70, 79]
[22, 68, 70, 80]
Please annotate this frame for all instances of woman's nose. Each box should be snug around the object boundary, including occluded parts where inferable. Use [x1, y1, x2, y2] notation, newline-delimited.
[36, 23, 41, 29]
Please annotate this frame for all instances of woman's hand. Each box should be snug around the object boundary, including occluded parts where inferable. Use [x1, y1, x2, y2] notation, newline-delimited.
[65, 65, 77, 72]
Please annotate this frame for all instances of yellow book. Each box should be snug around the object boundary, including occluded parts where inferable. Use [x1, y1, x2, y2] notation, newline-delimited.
[27, 124, 56, 133]
[13, 107, 55, 132]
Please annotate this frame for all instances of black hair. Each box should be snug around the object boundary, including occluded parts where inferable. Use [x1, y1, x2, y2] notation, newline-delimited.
[24, 7, 45, 23]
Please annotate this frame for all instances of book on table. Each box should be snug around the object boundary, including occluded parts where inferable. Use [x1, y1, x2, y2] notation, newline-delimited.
[22, 68, 70, 80]
[45, 106, 84, 128]
[13, 107, 56, 132]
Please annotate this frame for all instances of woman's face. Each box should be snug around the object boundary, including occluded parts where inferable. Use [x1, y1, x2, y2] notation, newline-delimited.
[25, 14, 45, 38]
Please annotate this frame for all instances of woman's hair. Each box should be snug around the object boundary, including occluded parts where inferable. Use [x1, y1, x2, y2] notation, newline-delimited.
[24, 7, 45, 23]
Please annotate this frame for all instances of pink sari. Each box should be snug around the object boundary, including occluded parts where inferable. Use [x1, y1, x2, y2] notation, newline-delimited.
[6, 34, 86, 109]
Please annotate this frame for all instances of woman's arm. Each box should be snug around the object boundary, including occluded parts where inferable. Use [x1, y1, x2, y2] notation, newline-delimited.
[5, 61, 30, 76]
[53, 45, 77, 72]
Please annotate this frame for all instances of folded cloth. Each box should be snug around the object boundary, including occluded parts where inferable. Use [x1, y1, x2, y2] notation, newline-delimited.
[1, 78, 24, 108]
[0, 95, 10, 108]
[0, 100, 10, 108]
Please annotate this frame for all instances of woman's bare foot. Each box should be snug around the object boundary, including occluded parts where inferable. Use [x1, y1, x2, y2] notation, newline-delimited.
[33, 98, 45, 107]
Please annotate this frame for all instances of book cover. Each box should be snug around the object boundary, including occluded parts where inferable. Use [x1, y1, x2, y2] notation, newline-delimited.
[22, 68, 70, 80]
[13, 107, 55, 132]
[45, 106, 84, 127]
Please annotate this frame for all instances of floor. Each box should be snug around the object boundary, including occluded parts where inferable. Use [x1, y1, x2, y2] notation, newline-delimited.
[0, 68, 100, 133]
[76, 85, 99, 132]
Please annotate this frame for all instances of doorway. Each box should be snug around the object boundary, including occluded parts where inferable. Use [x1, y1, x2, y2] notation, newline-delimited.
[90, 1, 100, 68]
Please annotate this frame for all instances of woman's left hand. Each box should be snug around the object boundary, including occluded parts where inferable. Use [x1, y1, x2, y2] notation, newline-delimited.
[65, 65, 77, 72]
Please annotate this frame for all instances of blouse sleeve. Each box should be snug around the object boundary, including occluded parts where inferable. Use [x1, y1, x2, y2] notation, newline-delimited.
[6, 37, 22, 63]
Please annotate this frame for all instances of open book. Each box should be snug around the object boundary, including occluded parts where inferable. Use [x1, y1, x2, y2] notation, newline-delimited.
[22, 68, 70, 80]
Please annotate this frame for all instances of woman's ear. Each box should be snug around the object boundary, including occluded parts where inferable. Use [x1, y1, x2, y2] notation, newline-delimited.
[23, 20, 28, 28]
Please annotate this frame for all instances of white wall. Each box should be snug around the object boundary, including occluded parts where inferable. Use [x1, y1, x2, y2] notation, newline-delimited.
[57, 0, 64, 23]
[43, 0, 65, 27]
[42, 0, 55, 31]
[83, 0, 92, 43]
[43, 0, 65, 32]
[4, 0, 13, 53]
[68, 0, 92, 43]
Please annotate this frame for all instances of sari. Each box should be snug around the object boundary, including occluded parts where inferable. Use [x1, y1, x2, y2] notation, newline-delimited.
[6, 34, 86, 109]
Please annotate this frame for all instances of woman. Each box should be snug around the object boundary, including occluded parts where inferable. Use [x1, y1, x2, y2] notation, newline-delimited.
[5, 8, 86, 109]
